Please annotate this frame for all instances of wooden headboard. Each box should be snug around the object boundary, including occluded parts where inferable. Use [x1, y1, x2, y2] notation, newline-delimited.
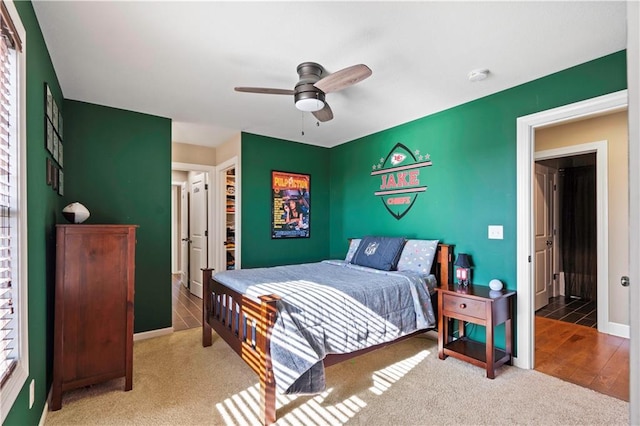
[347, 238, 454, 286]
[434, 243, 454, 286]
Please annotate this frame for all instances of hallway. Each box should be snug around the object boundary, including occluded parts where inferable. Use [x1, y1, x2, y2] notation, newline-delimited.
[535, 295, 597, 328]
[172, 274, 202, 331]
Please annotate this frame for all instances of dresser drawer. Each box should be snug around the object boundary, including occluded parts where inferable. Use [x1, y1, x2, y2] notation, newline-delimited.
[442, 293, 486, 320]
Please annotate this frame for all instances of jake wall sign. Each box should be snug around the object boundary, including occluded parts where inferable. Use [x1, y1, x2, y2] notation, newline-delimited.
[371, 143, 432, 220]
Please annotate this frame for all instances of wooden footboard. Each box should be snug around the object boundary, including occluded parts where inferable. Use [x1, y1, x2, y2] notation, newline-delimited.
[202, 243, 453, 425]
[202, 268, 279, 425]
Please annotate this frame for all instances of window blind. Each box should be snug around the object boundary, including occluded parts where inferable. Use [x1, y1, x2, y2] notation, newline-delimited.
[0, 0, 21, 388]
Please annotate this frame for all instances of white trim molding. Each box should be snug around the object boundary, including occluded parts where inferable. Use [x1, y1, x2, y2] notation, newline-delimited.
[1, 1, 28, 421]
[215, 156, 240, 272]
[514, 90, 627, 370]
[627, 2, 640, 421]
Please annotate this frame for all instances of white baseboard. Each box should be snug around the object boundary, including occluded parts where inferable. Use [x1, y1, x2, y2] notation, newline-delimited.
[38, 401, 48, 426]
[512, 355, 526, 369]
[605, 321, 630, 339]
[133, 327, 174, 341]
[37, 329, 173, 424]
[39, 388, 51, 426]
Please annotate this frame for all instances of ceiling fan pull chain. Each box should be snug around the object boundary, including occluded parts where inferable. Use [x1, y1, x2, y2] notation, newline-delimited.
[301, 112, 305, 136]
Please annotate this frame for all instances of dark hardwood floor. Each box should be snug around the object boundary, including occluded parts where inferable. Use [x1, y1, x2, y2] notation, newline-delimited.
[535, 316, 629, 401]
[172, 274, 202, 331]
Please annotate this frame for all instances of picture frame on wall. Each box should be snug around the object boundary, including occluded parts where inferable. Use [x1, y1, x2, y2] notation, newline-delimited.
[271, 170, 311, 239]
[46, 157, 53, 185]
[45, 83, 52, 119]
[57, 138, 63, 167]
[46, 119, 53, 154]
[52, 131, 59, 163]
[58, 114, 63, 139]
[51, 165, 58, 191]
[58, 170, 64, 196]
[52, 99, 58, 131]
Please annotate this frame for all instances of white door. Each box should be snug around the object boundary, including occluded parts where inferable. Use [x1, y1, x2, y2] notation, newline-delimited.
[534, 163, 554, 310]
[189, 172, 208, 298]
[180, 182, 189, 288]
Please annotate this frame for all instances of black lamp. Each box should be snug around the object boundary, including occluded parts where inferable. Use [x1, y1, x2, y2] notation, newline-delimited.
[454, 253, 472, 286]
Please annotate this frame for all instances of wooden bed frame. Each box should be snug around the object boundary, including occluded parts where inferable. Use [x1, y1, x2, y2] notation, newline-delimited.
[202, 243, 453, 425]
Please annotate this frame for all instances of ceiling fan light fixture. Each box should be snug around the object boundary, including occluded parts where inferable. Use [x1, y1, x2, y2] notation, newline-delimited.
[295, 98, 325, 112]
[294, 86, 326, 112]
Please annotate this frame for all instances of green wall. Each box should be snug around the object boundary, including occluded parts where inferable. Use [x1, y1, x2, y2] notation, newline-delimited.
[239, 51, 626, 351]
[241, 133, 330, 267]
[62, 100, 172, 334]
[329, 51, 626, 348]
[6, 19, 172, 421]
[5, 1, 64, 424]
[3, 3, 626, 420]
[330, 51, 626, 287]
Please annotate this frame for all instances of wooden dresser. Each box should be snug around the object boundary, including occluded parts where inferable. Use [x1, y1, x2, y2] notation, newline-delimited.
[51, 224, 138, 410]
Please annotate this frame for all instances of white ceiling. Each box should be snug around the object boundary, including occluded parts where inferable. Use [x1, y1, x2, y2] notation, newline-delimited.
[32, 1, 627, 148]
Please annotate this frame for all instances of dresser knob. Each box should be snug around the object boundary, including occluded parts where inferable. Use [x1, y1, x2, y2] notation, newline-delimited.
[460, 303, 466, 309]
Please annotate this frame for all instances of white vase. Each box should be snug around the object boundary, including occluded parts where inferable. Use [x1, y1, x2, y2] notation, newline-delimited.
[62, 202, 90, 224]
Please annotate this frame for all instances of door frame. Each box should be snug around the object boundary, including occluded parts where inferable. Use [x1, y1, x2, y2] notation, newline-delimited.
[535, 141, 609, 334]
[170, 184, 180, 274]
[514, 89, 627, 370]
[215, 156, 241, 272]
[172, 162, 216, 271]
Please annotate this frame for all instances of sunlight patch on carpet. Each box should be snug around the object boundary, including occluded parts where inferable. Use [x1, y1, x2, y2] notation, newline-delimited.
[215, 348, 431, 425]
[369, 349, 430, 395]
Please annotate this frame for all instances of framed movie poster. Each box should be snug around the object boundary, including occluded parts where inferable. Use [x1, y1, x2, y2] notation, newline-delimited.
[271, 171, 310, 239]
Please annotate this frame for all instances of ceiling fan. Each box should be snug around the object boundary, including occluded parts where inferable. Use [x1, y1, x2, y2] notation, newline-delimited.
[234, 62, 372, 122]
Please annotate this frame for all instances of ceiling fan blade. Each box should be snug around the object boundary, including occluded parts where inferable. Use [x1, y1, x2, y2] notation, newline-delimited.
[314, 64, 372, 94]
[234, 87, 295, 95]
[312, 103, 333, 122]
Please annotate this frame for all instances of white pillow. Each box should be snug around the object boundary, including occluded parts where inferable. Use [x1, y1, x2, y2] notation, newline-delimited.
[344, 238, 361, 263]
[396, 239, 439, 275]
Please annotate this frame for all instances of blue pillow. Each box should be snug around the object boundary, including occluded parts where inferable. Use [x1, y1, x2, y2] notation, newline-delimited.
[351, 236, 406, 271]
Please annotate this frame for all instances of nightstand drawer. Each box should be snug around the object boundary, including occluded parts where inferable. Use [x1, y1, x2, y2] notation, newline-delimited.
[442, 293, 486, 320]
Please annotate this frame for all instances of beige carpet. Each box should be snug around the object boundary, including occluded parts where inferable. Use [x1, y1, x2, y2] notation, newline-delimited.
[45, 328, 628, 425]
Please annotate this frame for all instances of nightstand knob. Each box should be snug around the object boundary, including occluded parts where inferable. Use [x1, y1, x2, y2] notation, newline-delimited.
[460, 303, 466, 309]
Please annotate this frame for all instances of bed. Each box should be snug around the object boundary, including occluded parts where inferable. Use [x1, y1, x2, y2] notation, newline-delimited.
[202, 239, 453, 424]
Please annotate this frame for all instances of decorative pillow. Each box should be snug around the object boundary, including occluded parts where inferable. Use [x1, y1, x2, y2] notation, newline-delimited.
[344, 238, 361, 263]
[351, 236, 406, 271]
[396, 239, 440, 276]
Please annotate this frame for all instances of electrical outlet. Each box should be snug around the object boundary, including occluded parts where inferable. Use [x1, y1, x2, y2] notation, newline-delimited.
[488, 225, 503, 240]
[29, 379, 35, 408]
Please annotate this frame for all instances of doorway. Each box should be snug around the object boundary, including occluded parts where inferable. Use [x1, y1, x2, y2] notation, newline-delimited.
[534, 153, 598, 328]
[517, 93, 630, 400]
[171, 162, 216, 331]
[216, 157, 240, 273]
[514, 90, 628, 370]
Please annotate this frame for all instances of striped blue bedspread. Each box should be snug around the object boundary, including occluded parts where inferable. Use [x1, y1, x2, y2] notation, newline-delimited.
[213, 260, 436, 394]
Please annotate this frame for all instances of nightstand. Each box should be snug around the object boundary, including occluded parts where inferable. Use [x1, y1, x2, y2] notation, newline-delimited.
[436, 284, 516, 378]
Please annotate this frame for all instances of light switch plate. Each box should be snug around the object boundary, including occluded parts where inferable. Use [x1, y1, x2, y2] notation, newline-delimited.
[488, 225, 503, 240]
